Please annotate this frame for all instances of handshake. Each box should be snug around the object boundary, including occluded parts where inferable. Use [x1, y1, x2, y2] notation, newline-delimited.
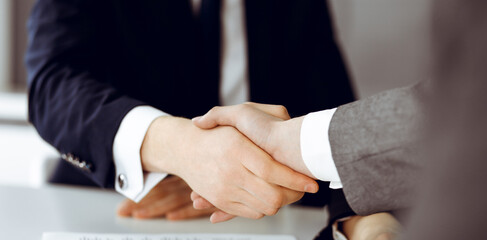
[121, 103, 319, 223]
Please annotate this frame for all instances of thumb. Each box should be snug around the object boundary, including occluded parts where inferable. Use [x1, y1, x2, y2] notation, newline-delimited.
[192, 106, 239, 129]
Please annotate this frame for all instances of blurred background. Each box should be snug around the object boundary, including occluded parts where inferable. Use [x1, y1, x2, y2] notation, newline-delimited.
[0, 0, 431, 187]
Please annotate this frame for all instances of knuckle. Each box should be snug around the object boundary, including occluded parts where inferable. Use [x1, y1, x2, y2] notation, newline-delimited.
[265, 207, 279, 216]
[276, 105, 289, 117]
[235, 173, 248, 189]
[268, 193, 284, 209]
[208, 106, 221, 115]
[251, 212, 265, 220]
[255, 164, 271, 180]
[292, 192, 305, 202]
[243, 102, 256, 107]
[213, 198, 226, 209]
[237, 103, 250, 112]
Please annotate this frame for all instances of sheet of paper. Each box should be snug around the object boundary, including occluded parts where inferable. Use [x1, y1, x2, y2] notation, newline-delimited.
[42, 232, 297, 240]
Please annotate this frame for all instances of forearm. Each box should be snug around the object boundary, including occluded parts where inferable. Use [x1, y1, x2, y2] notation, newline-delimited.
[330, 83, 427, 215]
[26, 0, 150, 188]
[28, 67, 144, 188]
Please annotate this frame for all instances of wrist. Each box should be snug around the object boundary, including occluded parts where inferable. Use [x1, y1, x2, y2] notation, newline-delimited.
[140, 116, 194, 175]
[271, 116, 314, 178]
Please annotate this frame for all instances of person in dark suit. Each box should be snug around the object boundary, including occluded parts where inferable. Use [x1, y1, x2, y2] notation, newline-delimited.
[26, 0, 358, 223]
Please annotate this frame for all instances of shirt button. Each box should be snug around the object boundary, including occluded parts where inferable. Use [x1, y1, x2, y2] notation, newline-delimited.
[118, 174, 128, 190]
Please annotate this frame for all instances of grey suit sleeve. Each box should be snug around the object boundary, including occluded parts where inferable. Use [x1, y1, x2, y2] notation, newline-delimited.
[328, 82, 428, 215]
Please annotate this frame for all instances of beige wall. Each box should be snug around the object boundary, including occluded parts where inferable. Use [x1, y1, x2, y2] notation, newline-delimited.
[331, 0, 432, 98]
[1, 0, 432, 98]
[0, 0, 13, 92]
[12, 0, 36, 91]
[0, 0, 34, 92]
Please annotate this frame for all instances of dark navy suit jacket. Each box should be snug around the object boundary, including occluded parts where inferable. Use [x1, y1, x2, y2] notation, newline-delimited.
[26, 0, 354, 208]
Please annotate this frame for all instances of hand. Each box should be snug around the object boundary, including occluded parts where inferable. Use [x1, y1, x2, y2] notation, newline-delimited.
[190, 191, 236, 223]
[188, 103, 312, 223]
[341, 213, 401, 240]
[192, 103, 314, 178]
[140, 116, 318, 222]
[116, 176, 216, 220]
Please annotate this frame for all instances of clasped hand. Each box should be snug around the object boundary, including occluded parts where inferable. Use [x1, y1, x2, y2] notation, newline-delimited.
[189, 103, 317, 222]
[135, 103, 318, 223]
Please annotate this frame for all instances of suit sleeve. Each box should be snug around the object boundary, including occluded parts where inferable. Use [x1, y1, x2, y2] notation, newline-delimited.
[329, 82, 429, 215]
[26, 0, 144, 188]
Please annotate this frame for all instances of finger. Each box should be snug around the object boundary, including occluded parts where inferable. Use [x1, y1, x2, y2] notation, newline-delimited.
[133, 194, 191, 219]
[280, 187, 305, 206]
[215, 201, 264, 220]
[135, 176, 187, 206]
[210, 210, 237, 223]
[194, 104, 285, 130]
[190, 191, 202, 201]
[192, 105, 240, 129]
[224, 186, 276, 217]
[244, 153, 319, 193]
[194, 105, 285, 155]
[240, 172, 288, 215]
[240, 172, 306, 214]
[117, 199, 137, 217]
[193, 197, 215, 209]
[190, 191, 215, 209]
[166, 204, 216, 221]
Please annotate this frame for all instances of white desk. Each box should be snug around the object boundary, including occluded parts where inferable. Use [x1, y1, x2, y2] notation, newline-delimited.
[0, 185, 328, 240]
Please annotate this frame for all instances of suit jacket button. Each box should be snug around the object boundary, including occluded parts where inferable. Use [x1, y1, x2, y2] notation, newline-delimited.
[118, 174, 128, 190]
[78, 161, 92, 172]
[78, 161, 86, 168]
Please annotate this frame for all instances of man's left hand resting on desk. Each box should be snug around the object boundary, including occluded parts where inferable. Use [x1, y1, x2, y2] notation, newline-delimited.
[117, 176, 216, 220]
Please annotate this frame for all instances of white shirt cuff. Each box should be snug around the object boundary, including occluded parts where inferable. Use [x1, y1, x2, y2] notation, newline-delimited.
[300, 108, 342, 189]
[113, 106, 169, 202]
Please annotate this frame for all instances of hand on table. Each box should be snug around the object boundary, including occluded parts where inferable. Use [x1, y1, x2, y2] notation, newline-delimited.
[140, 114, 318, 222]
[117, 176, 216, 220]
[341, 213, 401, 240]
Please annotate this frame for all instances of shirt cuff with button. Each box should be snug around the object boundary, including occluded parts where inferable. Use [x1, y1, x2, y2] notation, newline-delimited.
[113, 106, 170, 202]
[300, 108, 343, 189]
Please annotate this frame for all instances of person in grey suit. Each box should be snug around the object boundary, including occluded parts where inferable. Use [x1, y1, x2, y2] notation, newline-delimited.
[190, 0, 487, 238]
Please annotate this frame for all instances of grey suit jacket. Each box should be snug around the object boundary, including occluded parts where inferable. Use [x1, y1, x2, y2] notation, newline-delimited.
[328, 82, 428, 215]
[326, 5, 487, 240]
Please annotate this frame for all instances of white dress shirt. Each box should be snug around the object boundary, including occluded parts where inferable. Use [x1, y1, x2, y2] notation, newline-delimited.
[301, 108, 342, 188]
[113, 0, 341, 202]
